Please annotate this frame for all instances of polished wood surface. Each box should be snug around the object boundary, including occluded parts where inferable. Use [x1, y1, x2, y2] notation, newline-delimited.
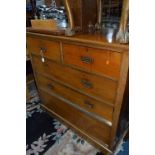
[27, 32, 129, 154]
[26, 31, 129, 51]
[39, 90, 111, 145]
[63, 43, 122, 79]
[36, 73, 114, 122]
[110, 51, 129, 148]
[32, 55, 118, 105]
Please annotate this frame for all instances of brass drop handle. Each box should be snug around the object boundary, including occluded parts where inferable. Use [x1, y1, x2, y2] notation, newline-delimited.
[40, 47, 46, 62]
[81, 79, 93, 88]
[80, 56, 94, 64]
[84, 100, 94, 109]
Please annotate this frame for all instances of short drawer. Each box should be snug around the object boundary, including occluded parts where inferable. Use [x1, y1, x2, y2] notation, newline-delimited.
[39, 90, 111, 145]
[32, 55, 118, 104]
[63, 43, 122, 79]
[36, 74, 114, 122]
[27, 37, 61, 62]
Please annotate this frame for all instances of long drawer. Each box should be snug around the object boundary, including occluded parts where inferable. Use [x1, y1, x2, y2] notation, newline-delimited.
[32, 55, 118, 104]
[39, 90, 111, 145]
[63, 43, 122, 79]
[27, 37, 61, 62]
[36, 74, 114, 122]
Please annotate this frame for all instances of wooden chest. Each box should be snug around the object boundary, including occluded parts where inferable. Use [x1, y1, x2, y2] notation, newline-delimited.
[26, 32, 129, 154]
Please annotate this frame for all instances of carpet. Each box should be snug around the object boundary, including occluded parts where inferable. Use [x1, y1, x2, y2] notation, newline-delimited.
[26, 89, 128, 155]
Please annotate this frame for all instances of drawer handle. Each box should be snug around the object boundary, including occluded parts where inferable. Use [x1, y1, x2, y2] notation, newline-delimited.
[47, 84, 54, 89]
[80, 56, 94, 64]
[84, 100, 94, 109]
[81, 79, 93, 88]
[40, 47, 46, 63]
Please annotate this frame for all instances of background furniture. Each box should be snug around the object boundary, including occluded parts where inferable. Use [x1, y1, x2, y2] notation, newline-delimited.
[26, 0, 36, 27]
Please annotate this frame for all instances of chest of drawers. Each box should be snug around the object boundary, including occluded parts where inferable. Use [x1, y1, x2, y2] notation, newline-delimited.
[27, 32, 129, 154]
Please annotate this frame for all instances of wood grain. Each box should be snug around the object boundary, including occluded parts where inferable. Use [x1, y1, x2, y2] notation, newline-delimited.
[63, 43, 122, 79]
[110, 51, 129, 148]
[26, 32, 129, 52]
[39, 90, 111, 145]
[27, 37, 61, 62]
[32, 55, 118, 105]
[31, 19, 57, 30]
[42, 104, 112, 154]
[36, 73, 114, 122]
[69, 0, 97, 32]
[26, 27, 65, 36]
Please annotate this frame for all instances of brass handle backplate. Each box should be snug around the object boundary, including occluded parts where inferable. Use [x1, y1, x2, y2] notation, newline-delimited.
[47, 83, 54, 89]
[40, 47, 46, 53]
[84, 100, 94, 109]
[81, 79, 93, 88]
[80, 56, 94, 64]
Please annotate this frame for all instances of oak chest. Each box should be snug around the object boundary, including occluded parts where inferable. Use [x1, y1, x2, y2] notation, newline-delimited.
[27, 32, 129, 154]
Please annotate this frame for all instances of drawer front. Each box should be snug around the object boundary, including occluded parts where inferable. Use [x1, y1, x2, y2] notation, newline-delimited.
[63, 43, 122, 79]
[39, 90, 111, 145]
[36, 74, 114, 122]
[27, 37, 61, 62]
[32, 55, 117, 104]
